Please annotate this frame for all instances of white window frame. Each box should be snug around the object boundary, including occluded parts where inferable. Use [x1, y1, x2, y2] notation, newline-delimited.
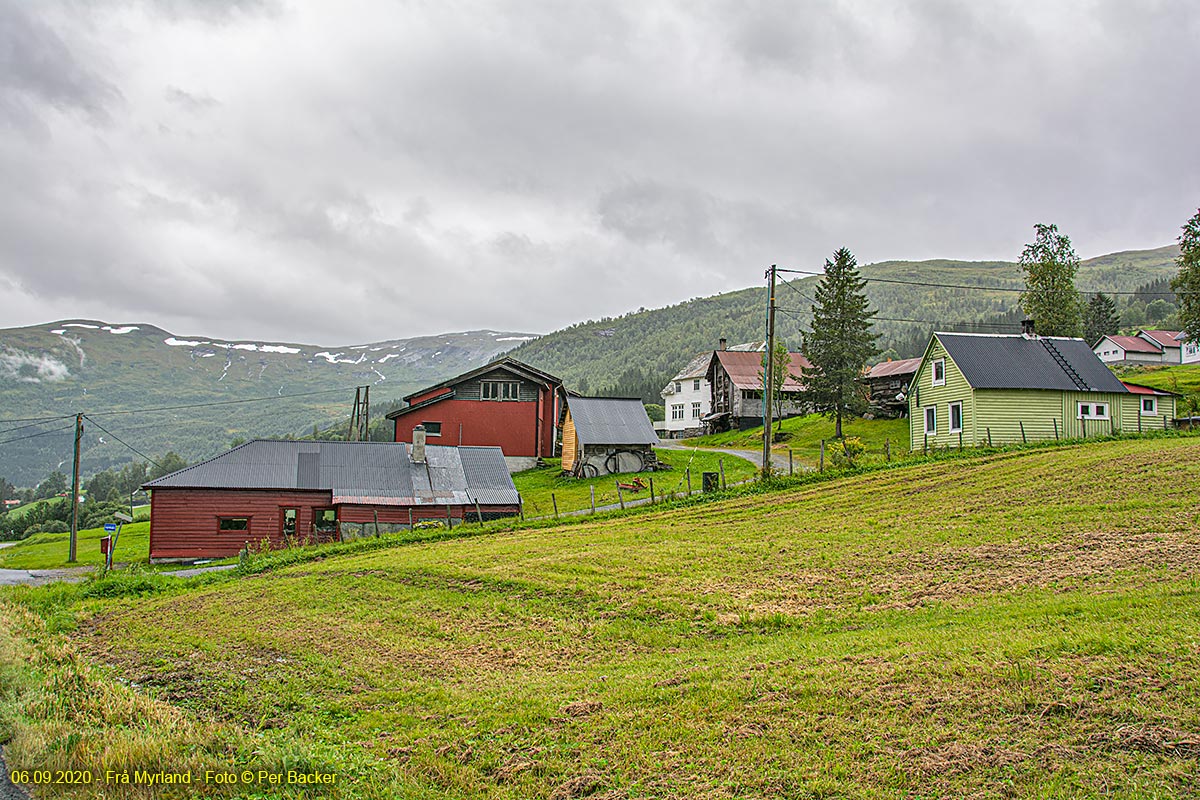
[691, 402, 701, 418]
[1141, 397, 1157, 415]
[924, 406, 937, 435]
[932, 358, 946, 387]
[1078, 402, 1110, 420]
[674, 382, 682, 393]
[948, 401, 963, 433]
[693, 378, 701, 391]
[671, 404, 685, 420]
[482, 381, 520, 401]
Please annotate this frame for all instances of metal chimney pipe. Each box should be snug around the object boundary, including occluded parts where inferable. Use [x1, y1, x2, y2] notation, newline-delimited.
[412, 424, 426, 463]
[1021, 319, 1036, 337]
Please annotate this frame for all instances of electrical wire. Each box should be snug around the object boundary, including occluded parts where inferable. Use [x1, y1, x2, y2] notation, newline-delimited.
[774, 267, 1189, 296]
[0, 423, 77, 447]
[80, 386, 355, 417]
[82, 416, 162, 468]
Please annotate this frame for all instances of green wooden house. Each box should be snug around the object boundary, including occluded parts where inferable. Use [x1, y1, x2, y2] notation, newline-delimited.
[908, 332, 1177, 451]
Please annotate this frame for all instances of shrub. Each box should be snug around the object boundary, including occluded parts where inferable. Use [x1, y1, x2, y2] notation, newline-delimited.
[830, 436, 867, 469]
[24, 520, 70, 535]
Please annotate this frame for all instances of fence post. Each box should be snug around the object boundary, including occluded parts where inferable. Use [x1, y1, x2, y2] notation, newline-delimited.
[649, 477, 655, 504]
[616, 481, 625, 510]
[820, 439, 826, 471]
[923, 434, 927, 455]
[552, 493, 559, 520]
[719, 458, 726, 490]
[1019, 420, 1026, 444]
[589, 485, 596, 515]
[885, 439, 890, 462]
[1053, 418, 1059, 439]
[958, 430, 963, 450]
[987, 427, 992, 447]
[1138, 411, 1142, 433]
[789, 448, 794, 474]
[686, 468, 692, 495]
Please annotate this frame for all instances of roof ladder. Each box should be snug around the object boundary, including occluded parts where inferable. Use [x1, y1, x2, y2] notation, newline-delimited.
[1041, 339, 1089, 390]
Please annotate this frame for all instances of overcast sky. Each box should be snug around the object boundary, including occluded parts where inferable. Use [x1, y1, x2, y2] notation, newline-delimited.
[1, 0, 1197, 345]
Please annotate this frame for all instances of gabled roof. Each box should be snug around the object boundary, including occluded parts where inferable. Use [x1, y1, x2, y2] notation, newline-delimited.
[934, 333, 1128, 393]
[142, 440, 519, 506]
[567, 397, 658, 445]
[710, 350, 810, 391]
[1121, 381, 1177, 396]
[1139, 330, 1183, 348]
[1101, 335, 1162, 354]
[865, 357, 922, 379]
[669, 352, 714, 382]
[394, 356, 562, 405]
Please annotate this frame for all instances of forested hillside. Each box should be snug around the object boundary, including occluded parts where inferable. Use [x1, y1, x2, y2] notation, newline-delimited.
[508, 245, 1181, 399]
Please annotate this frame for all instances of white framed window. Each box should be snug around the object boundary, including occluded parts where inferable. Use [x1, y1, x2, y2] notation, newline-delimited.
[949, 402, 963, 433]
[1141, 397, 1157, 415]
[482, 381, 520, 401]
[924, 406, 937, 434]
[691, 402, 701, 418]
[932, 358, 946, 386]
[671, 404, 685, 420]
[1078, 402, 1110, 420]
[674, 382, 682, 393]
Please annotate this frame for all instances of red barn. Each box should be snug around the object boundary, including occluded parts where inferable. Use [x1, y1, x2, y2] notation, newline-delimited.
[387, 357, 564, 471]
[143, 438, 519, 562]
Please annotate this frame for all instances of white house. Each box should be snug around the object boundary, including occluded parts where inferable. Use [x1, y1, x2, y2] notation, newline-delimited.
[1177, 331, 1200, 364]
[1137, 330, 1184, 364]
[1093, 335, 1166, 365]
[660, 339, 763, 438]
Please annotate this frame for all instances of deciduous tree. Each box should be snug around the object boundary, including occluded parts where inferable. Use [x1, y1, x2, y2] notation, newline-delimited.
[1171, 208, 1200, 344]
[1019, 223, 1082, 337]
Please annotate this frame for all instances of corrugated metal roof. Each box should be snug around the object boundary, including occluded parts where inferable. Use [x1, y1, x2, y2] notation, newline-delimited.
[865, 357, 922, 379]
[1104, 335, 1162, 354]
[1122, 381, 1176, 396]
[936, 333, 1128, 393]
[714, 350, 810, 391]
[567, 397, 658, 445]
[143, 440, 518, 506]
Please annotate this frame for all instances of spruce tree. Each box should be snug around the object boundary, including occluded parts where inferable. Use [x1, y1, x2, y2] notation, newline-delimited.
[801, 248, 878, 438]
[1019, 223, 1083, 337]
[1171, 208, 1200, 344]
[1083, 292, 1119, 345]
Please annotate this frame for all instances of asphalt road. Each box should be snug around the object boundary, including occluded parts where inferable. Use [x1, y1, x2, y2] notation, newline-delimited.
[0, 751, 30, 800]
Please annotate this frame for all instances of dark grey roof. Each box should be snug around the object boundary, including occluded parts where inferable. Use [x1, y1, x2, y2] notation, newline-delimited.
[568, 397, 658, 445]
[143, 440, 519, 506]
[935, 333, 1128, 393]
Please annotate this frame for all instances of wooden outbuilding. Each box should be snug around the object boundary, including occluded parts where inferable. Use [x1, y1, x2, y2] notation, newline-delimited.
[704, 349, 810, 431]
[143, 438, 519, 562]
[388, 357, 564, 472]
[561, 397, 659, 477]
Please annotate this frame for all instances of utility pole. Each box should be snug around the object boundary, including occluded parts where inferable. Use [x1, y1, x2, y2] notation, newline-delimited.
[68, 413, 82, 564]
[762, 265, 777, 479]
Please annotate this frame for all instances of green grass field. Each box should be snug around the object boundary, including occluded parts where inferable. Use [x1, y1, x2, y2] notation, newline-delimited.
[2, 435, 1197, 798]
[1117, 363, 1200, 396]
[513, 449, 759, 518]
[684, 413, 910, 468]
[0, 521, 150, 570]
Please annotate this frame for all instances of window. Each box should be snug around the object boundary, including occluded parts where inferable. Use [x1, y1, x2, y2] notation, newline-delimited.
[691, 402, 701, 418]
[281, 508, 297, 540]
[924, 406, 937, 434]
[313, 508, 337, 533]
[675, 382, 682, 393]
[1078, 402, 1110, 420]
[422, 421, 442, 436]
[671, 404, 685, 420]
[693, 379, 701, 391]
[1141, 397, 1157, 415]
[482, 381, 520, 400]
[949, 402, 963, 433]
[218, 517, 249, 531]
[932, 359, 946, 386]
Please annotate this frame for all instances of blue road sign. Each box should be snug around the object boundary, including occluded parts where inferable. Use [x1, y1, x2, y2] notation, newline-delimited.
[103, 523, 117, 532]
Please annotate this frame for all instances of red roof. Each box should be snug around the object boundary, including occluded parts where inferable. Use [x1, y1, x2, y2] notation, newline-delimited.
[865, 357, 922, 379]
[1139, 330, 1183, 348]
[713, 350, 810, 391]
[1105, 335, 1161, 354]
[1122, 381, 1175, 396]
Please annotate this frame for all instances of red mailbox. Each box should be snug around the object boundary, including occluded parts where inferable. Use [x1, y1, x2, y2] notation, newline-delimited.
[99, 536, 111, 555]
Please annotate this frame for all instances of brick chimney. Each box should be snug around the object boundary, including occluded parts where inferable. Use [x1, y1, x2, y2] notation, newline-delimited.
[411, 424, 426, 464]
[718, 337, 727, 351]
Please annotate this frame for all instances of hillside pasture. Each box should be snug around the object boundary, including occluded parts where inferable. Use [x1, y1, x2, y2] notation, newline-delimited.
[684, 413, 910, 469]
[4, 436, 1197, 798]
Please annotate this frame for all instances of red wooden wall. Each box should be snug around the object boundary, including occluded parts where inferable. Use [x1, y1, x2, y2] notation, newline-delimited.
[393, 385, 557, 458]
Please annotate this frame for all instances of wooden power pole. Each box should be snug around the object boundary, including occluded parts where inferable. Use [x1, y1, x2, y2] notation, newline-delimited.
[348, 386, 371, 441]
[68, 413, 82, 564]
[762, 264, 777, 479]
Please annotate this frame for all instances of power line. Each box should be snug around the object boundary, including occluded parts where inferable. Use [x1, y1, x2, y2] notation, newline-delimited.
[0, 413, 74, 425]
[0, 423, 77, 447]
[777, 269, 1190, 296]
[71, 386, 356, 418]
[0, 418, 74, 437]
[774, 306, 1019, 330]
[82, 416, 162, 468]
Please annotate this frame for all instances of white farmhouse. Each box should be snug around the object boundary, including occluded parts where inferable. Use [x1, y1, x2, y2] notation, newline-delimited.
[1177, 331, 1200, 364]
[660, 339, 763, 438]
